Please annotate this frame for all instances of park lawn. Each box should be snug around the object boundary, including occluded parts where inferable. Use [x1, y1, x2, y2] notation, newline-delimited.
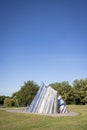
[0, 105, 87, 130]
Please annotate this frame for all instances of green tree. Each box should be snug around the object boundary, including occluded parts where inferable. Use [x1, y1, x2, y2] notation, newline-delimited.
[12, 80, 39, 107]
[0, 96, 5, 105]
[4, 98, 15, 107]
[50, 81, 73, 104]
[73, 78, 87, 104]
[4, 98, 10, 107]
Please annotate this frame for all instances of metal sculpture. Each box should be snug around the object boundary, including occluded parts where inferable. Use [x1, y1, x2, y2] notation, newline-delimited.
[26, 83, 68, 114]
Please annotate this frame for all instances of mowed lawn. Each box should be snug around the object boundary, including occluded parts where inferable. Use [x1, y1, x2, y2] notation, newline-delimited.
[0, 105, 87, 130]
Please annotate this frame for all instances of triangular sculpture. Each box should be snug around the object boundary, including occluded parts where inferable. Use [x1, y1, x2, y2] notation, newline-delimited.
[26, 83, 68, 114]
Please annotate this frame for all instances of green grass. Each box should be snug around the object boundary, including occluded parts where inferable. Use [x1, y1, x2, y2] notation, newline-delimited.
[0, 105, 87, 130]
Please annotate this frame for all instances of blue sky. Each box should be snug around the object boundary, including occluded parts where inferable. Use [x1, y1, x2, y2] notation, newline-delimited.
[0, 0, 87, 96]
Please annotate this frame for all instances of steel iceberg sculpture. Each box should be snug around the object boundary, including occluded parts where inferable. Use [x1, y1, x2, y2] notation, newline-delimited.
[26, 83, 68, 114]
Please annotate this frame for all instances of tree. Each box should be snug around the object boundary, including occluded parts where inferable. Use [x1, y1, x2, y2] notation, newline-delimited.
[4, 98, 15, 107]
[12, 80, 39, 107]
[0, 96, 5, 105]
[11, 78, 87, 106]
[73, 78, 87, 104]
[50, 81, 73, 104]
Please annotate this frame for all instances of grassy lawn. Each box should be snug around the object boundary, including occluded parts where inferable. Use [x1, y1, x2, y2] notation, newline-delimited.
[0, 105, 87, 130]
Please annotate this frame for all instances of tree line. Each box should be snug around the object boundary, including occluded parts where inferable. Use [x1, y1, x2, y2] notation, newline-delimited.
[2, 78, 87, 107]
[50, 78, 87, 105]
